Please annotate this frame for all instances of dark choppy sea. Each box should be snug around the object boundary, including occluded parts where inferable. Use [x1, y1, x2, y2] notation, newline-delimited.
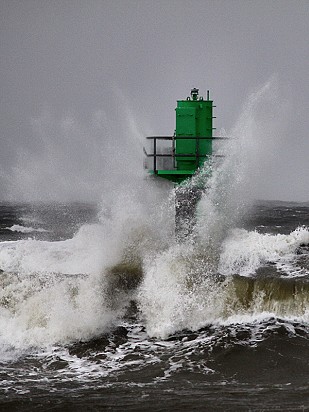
[0, 200, 308, 411]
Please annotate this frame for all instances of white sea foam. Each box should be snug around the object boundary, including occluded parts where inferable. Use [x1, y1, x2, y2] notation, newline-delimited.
[0, 224, 109, 275]
[6, 224, 48, 233]
[0, 271, 116, 351]
[138, 225, 309, 338]
[0, 215, 308, 349]
[0, 224, 129, 353]
[218, 226, 309, 277]
[138, 243, 225, 338]
[0, 181, 173, 352]
[0, 222, 123, 352]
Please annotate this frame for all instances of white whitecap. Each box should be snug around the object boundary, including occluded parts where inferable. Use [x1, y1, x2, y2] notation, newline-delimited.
[6, 224, 49, 233]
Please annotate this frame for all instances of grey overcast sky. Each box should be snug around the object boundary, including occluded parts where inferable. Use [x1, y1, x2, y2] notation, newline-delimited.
[0, 0, 308, 202]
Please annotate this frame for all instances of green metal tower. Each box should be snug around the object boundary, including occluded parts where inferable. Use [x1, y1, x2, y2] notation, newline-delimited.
[144, 88, 224, 238]
[145, 88, 215, 184]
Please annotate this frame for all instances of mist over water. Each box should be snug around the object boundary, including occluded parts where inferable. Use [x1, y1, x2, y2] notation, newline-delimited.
[2, 87, 148, 203]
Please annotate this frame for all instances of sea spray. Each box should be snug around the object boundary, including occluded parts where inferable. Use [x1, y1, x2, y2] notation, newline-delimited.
[0, 270, 118, 352]
[219, 226, 309, 277]
[0, 223, 122, 351]
[138, 79, 298, 338]
[196, 77, 286, 246]
[138, 225, 309, 338]
[0, 80, 305, 350]
[0, 182, 174, 349]
[138, 243, 225, 338]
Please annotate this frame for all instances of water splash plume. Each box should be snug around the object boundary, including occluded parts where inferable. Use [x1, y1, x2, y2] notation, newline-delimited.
[0, 79, 307, 350]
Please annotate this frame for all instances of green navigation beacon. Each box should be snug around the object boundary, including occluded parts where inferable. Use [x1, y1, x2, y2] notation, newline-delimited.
[144, 88, 215, 184]
[144, 88, 222, 238]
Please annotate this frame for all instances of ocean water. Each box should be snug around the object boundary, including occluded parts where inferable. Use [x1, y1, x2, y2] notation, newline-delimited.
[0, 80, 308, 411]
[0, 200, 308, 412]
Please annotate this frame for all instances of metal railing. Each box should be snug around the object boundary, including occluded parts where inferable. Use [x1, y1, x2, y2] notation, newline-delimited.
[144, 136, 228, 173]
